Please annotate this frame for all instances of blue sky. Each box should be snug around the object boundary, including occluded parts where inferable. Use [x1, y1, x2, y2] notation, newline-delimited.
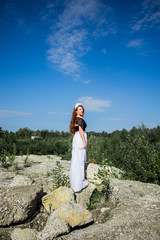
[0, 0, 160, 133]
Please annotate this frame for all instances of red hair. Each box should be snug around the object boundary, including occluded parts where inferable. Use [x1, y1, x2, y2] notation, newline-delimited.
[70, 105, 84, 134]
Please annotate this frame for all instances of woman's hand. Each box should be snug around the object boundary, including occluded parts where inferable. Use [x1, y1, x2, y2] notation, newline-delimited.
[84, 143, 87, 149]
[79, 126, 87, 149]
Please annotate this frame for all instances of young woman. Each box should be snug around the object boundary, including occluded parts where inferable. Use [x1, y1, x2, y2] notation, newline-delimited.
[69, 103, 88, 193]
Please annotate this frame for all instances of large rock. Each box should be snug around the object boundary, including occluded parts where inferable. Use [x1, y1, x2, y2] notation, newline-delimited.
[86, 163, 122, 185]
[10, 175, 33, 187]
[0, 185, 43, 226]
[0, 168, 15, 195]
[56, 179, 160, 240]
[42, 186, 75, 213]
[86, 163, 102, 185]
[37, 216, 70, 240]
[75, 182, 96, 208]
[11, 228, 38, 240]
[53, 202, 93, 228]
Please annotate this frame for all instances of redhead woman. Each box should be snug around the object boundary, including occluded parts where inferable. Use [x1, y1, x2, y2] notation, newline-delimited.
[70, 103, 88, 193]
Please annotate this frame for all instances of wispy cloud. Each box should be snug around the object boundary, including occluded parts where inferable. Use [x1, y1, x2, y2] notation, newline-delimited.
[127, 39, 144, 48]
[83, 80, 91, 84]
[131, 0, 160, 32]
[46, 0, 115, 78]
[77, 96, 111, 112]
[104, 118, 127, 121]
[48, 112, 71, 115]
[0, 109, 31, 118]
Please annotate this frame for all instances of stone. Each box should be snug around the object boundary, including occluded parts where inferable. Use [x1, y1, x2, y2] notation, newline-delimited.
[53, 202, 93, 228]
[0, 168, 15, 195]
[55, 179, 160, 240]
[75, 182, 96, 208]
[100, 207, 110, 213]
[86, 163, 103, 185]
[10, 175, 33, 187]
[11, 228, 38, 240]
[0, 185, 43, 226]
[86, 163, 122, 185]
[42, 186, 75, 213]
[37, 216, 69, 240]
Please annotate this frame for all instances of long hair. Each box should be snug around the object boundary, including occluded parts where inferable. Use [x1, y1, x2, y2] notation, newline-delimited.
[70, 105, 84, 134]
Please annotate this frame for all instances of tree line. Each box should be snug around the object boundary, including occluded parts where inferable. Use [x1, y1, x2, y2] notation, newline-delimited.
[0, 125, 160, 185]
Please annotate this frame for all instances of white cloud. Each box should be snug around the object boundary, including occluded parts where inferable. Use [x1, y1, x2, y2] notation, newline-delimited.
[83, 80, 91, 84]
[0, 109, 31, 118]
[131, 0, 160, 32]
[77, 96, 111, 112]
[104, 118, 127, 121]
[48, 112, 71, 115]
[127, 39, 144, 48]
[46, 0, 115, 77]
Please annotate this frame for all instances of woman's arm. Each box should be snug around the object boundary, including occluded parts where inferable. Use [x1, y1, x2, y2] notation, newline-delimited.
[79, 126, 87, 149]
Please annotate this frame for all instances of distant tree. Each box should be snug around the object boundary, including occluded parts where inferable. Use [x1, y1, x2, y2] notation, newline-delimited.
[0, 127, 4, 138]
[16, 128, 33, 138]
[40, 129, 49, 139]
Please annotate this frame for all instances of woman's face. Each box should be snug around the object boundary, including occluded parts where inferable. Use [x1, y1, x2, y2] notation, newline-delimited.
[76, 106, 84, 116]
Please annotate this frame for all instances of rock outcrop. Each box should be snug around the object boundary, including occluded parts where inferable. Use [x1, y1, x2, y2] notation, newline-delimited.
[11, 228, 38, 240]
[0, 155, 159, 240]
[10, 175, 33, 187]
[37, 216, 70, 240]
[42, 186, 75, 213]
[0, 185, 43, 226]
[56, 178, 160, 240]
[75, 182, 96, 208]
[52, 201, 93, 228]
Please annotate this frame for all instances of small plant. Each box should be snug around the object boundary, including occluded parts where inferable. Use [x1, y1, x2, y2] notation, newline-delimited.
[52, 161, 70, 190]
[46, 171, 52, 177]
[8, 143, 17, 164]
[20, 150, 23, 158]
[24, 149, 30, 167]
[87, 189, 104, 210]
[13, 162, 19, 172]
[94, 165, 111, 201]
[0, 149, 8, 168]
[49, 203, 53, 213]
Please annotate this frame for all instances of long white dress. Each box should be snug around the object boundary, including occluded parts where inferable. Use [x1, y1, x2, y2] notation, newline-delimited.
[70, 119, 88, 192]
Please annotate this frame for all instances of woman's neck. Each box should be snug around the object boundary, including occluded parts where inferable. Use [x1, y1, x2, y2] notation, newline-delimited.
[77, 114, 83, 118]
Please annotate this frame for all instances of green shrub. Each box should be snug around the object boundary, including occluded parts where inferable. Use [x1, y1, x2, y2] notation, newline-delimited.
[121, 134, 160, 184]
[52, 161, 70, 190]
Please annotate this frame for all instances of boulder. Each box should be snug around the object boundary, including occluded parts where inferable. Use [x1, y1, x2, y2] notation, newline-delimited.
[53, 202, 93, 228]
[0, 185, 43, 226]
[55, 179, 160, 240]
[75, 182, 96, 208]
[86, 163, 122, 185]
[11, 228, 38, 240]
[86, 163, 103, 185]
[10, 175, 33, 187]
[37, 217, 69, 240]
[42, 186, 75, 213]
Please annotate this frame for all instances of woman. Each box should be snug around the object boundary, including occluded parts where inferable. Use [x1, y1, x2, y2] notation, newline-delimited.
[70, 103, 88, 193]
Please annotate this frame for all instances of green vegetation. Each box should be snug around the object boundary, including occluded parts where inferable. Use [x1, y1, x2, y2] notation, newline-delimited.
[52, 161, 70, 190]
[88, 165, 111, 210]
[0, 125, 160, 185]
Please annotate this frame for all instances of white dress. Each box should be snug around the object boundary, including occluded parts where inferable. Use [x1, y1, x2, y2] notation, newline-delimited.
[70, 118, 88, 192]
